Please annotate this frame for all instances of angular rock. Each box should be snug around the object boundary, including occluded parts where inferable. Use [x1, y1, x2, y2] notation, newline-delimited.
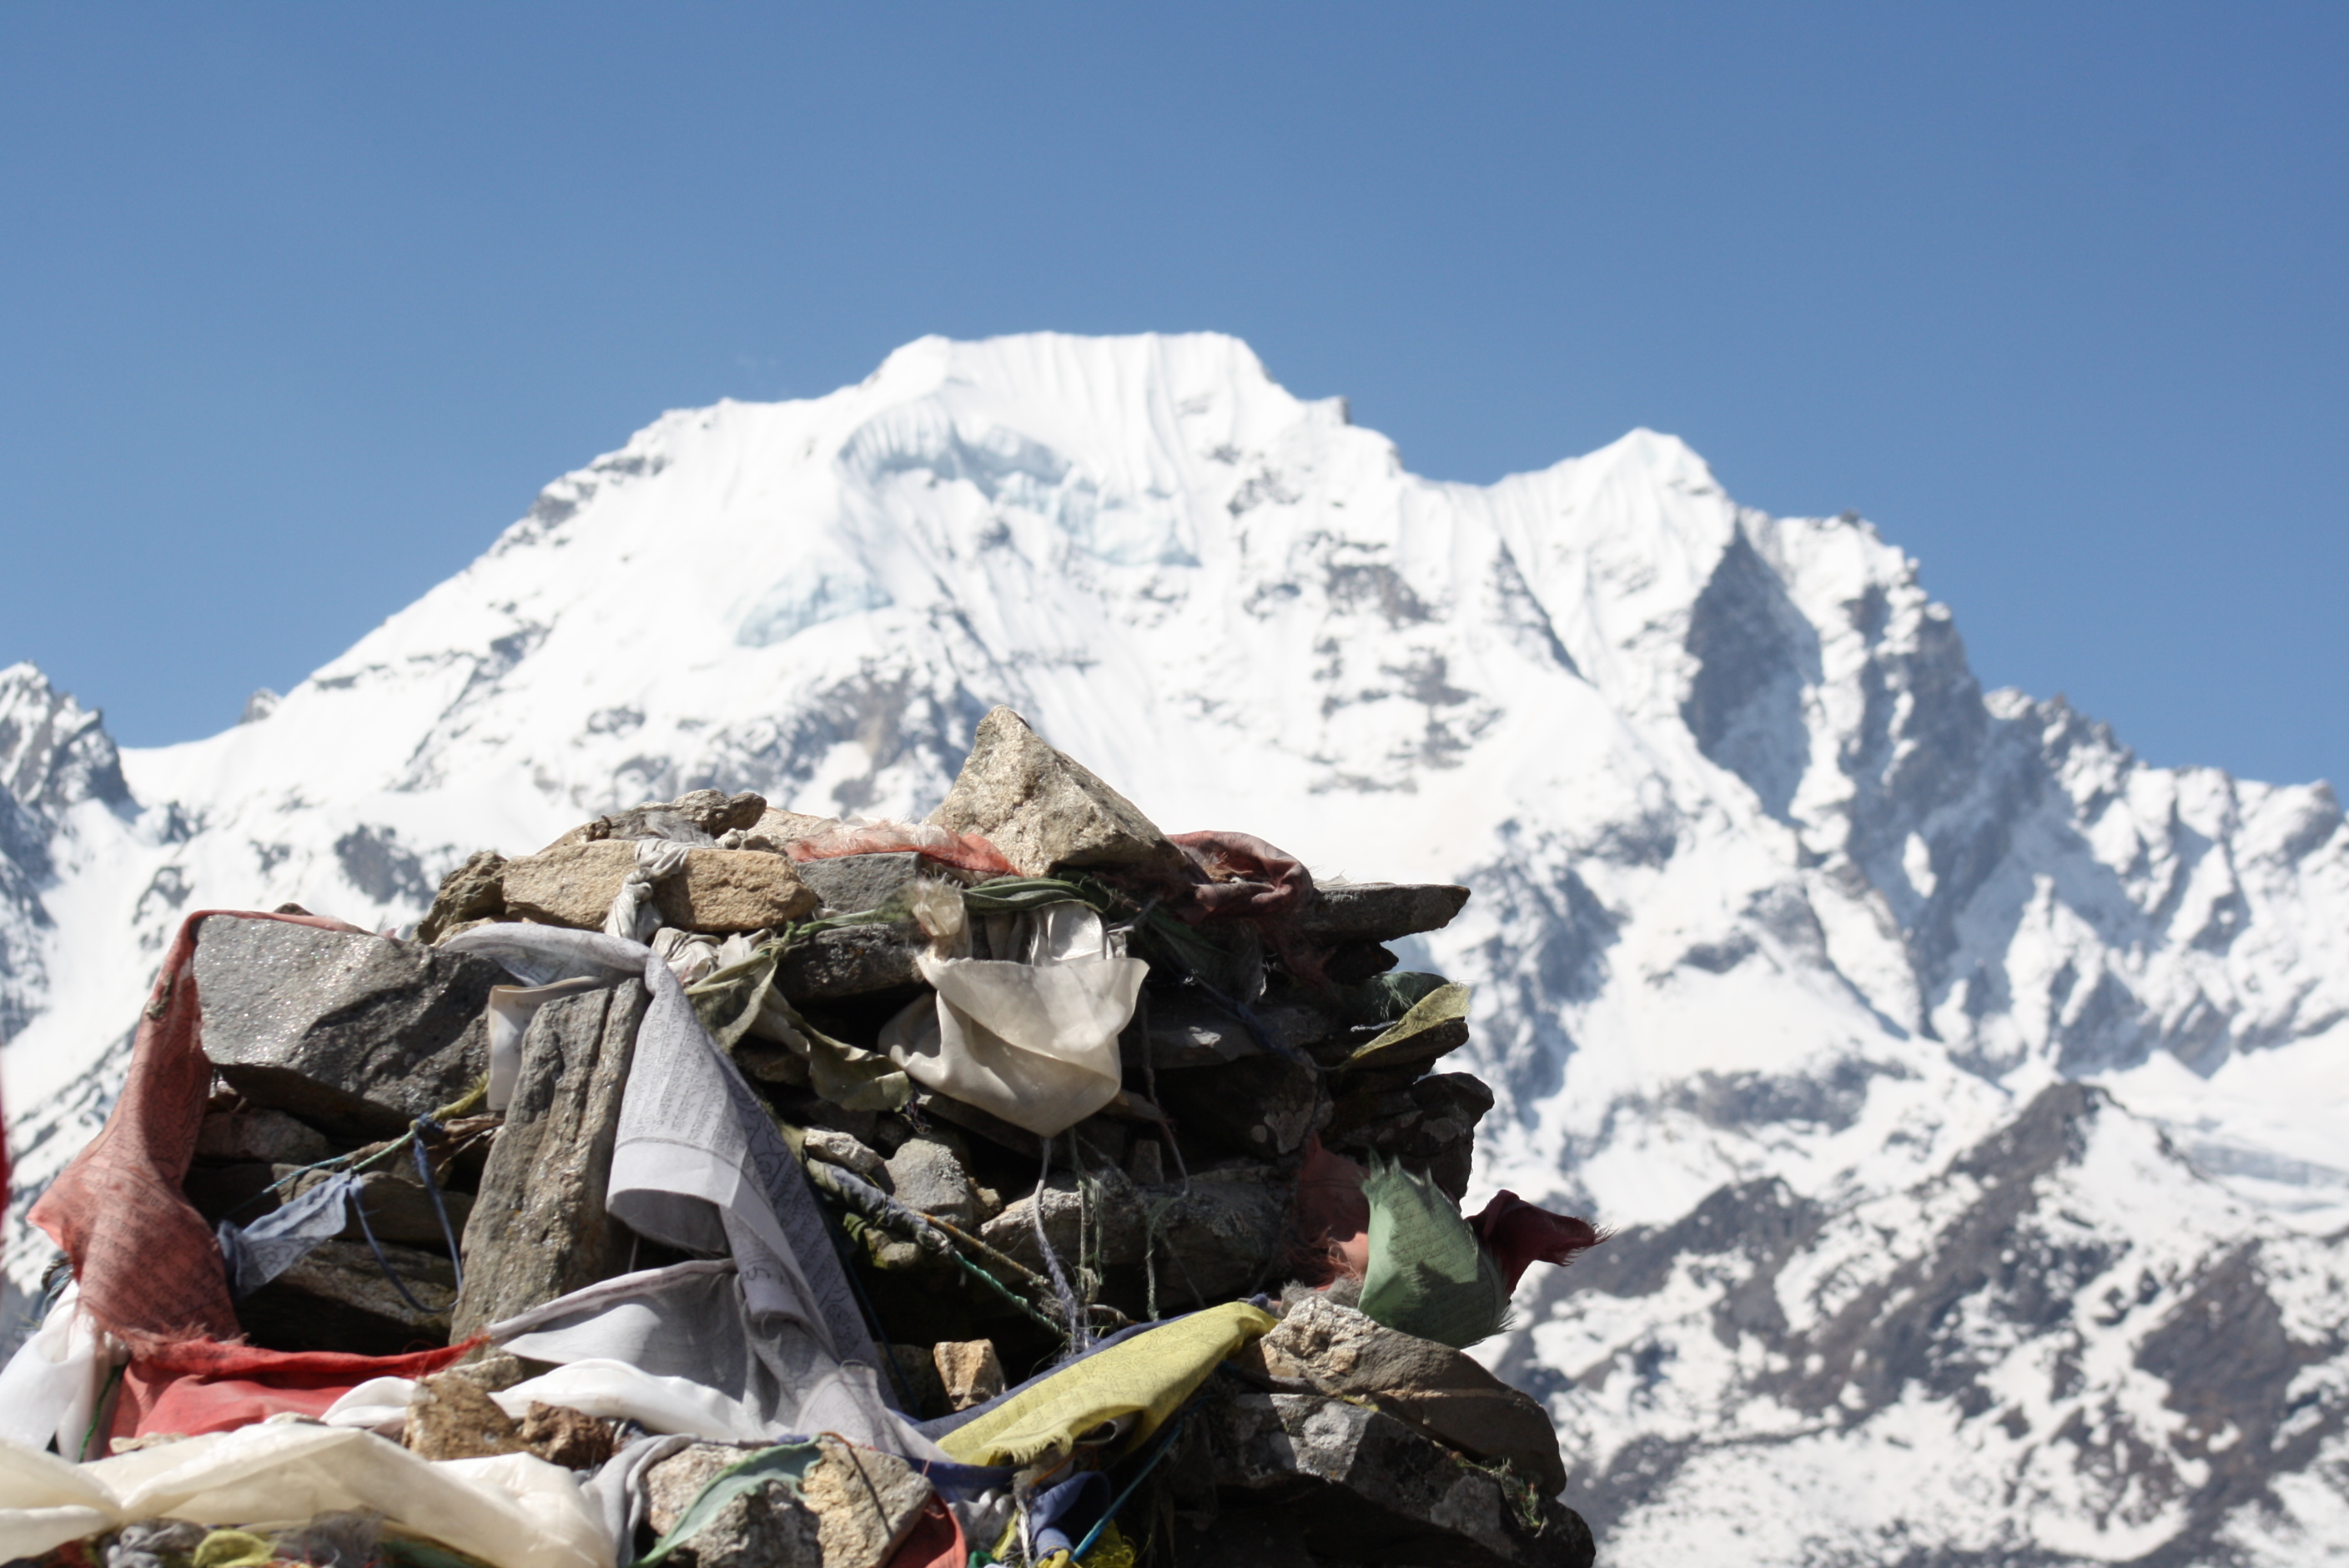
[194, 915, 504, 1139]
[417, 849, 507, 944]
[450, 982, 646, 1343]
[554, 790, 770, 849]
[1291, 882, 1472, 942]
[518, 1401, 618, 1469]
[644, 1439, 929, 1568]
[500, 842, 817, 933]
[794, 851, 924, 916]
[1125, 990, 1336, 1072]
[196, 1104, 334, 1165]
[1145, 1167, 1292, 1304]
[404, 1369, 523, 1460]
[1337, 983, 1471, 1075]
[801, 1441, 932, 1567]
[1198, 1388, 1592, 1568]
[979, 1167, 1287, 1304]
[644, 1444, 823, 1568]
[883, 1137, 978, 1227]
[803, 1126, 889, 1184]
[774, 922, 925, 999]
[1250, 1294, 1566, 1496]
[933, 1339, 1005, 1411]
[927, 706, 1185, 878]
[236, 1239, 455, 1356]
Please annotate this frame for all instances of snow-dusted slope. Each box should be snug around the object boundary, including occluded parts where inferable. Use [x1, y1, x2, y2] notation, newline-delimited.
[3, 333, 2343, 1563]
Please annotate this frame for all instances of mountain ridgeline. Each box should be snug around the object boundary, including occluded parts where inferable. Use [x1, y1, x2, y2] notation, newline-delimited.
[3, 334, 2342, 1565]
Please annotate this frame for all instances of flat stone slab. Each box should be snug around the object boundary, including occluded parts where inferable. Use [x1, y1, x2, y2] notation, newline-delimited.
[501, 842, 817, 932]
[774, 922, 925, 998]
[195, 916, 502, 1139]
[1290, 882, 1471, 942]
[794, 851, 925, 916]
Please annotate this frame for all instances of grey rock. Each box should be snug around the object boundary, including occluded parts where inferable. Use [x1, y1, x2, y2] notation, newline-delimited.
[555, 790, 770, 849]
[277, 1163, 475, 1247]
[194, 915, 503, 1140]
[803, 1126, 889, 1184]
[883, 1137, 978, 1227]
[795, 851, 925, 916]
[644, 1444, 822, 1568]
[1291, 882, 1472, 942]
[980, 1166, 1288, 1304]
[927, 706, 1185, 878]
[776, 924, 924, 999]
[417, 850, 506, 944]
[450, 982, 646, 1343]
[236, 1238, 455, 1356]
[643, 1438, 930, 1568]
[1124, 989, 1336, 1072]
[197, 1105, 334, 1165]
[1150, 1055, 1326, 1159]
[1200, 1388, 1592, 1568]
[1251, 1293, 1566, 1496]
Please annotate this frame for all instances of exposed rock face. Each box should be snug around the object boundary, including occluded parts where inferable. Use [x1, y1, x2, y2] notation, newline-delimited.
[499, 841, 817, 932]
[278, 1163, 475, 1247]
[194, 917, 501, 1139]
[928, 706, 1185, 878]
[1184, 1385, 1594, 1568]
[449, 981, 646, 1342]
[884, 1137, 978, 1228]
[1253, 1293, 1566, 1496]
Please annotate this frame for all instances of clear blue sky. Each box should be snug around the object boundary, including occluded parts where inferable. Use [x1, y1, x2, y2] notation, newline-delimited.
[3, 4, 2342, 787]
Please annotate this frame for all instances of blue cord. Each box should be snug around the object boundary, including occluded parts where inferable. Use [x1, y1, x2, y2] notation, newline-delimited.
[410, 1116, 465, 1293]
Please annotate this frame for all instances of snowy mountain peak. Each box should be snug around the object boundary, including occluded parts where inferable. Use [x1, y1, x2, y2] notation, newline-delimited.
[4, 334, 2346, 1563]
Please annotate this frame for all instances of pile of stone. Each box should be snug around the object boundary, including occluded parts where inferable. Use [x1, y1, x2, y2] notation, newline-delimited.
[28, 709, 1594, 1568]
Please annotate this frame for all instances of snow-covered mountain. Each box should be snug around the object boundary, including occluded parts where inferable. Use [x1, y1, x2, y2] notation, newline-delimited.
[3, 333, 2343, 1564]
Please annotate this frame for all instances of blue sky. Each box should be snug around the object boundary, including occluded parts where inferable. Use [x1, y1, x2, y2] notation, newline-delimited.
[2, 3, 2341, 785]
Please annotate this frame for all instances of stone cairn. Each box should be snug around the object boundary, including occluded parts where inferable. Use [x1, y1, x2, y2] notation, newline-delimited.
[126, 709, 1594, 1568]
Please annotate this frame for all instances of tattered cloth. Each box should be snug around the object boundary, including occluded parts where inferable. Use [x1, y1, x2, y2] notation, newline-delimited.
[1164, 831, 1313, 922]
[27, 908, 373, 1353]
[109, 1338, 480, 1442]
[937, 1300, 1276, 1469]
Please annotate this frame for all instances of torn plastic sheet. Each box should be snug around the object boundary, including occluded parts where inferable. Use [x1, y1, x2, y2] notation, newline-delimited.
[878, 902, 1145, 1138]
[0, 1424, 610, 1568]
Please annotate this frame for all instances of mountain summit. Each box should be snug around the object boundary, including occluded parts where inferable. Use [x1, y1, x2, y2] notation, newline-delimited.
[4, 333, 2344, 1564]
